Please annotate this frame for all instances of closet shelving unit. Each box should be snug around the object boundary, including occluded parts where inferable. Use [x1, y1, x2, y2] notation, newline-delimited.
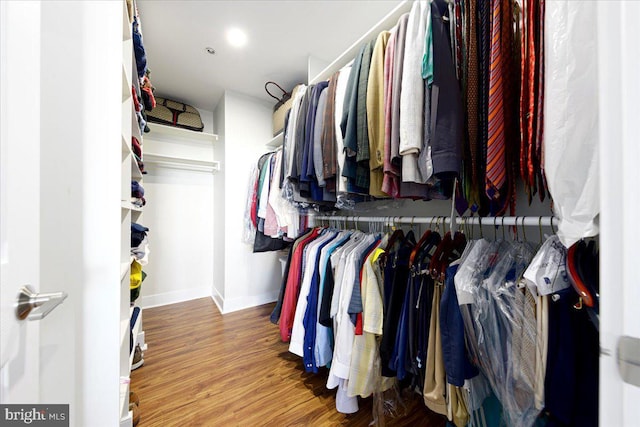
[266, 132, 283, 149]
[143, 122, 219, 173]
[147, 122, 218, 142]
[119, 1, 146, 425]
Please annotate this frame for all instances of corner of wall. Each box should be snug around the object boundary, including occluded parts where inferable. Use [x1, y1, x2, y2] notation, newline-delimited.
[216, 90, 282, 312]
[195, 106, 214, 134]
[212, 96, 226, 302]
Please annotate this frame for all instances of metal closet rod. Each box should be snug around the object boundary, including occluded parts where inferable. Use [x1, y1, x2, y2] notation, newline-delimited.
[312, 215, 556, 227]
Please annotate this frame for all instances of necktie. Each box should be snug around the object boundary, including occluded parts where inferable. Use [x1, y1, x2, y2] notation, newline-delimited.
[519, 0, 529, 197]
[478, 0, 490, 215]
[500, 0, 517, 216]
[466, 0, 480, 207]
[486, 0, 506, 199]
[535, 0, 547, 201]
[526, 0, 537, 200]
[454, 0, 463, 81]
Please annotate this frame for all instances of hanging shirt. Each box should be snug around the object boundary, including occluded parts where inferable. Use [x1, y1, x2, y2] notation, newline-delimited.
[347, 246, 388, 398]
[256, 153, 273, 220]
[279, 228, 321, 342]
[430, 0, 463, 177]
[334, 66, 352, 193]
[327, 234, 376, 386]
[313, 87, 329, 188]
[263, 153, 280, 237]
[283, 85, 307, 180]
[400, 0, 429, 184]
[367, 30, 391, 198]
[314, 231, 352, 368]
[382, 24, 400, 198]
[289, 230, 337, 358]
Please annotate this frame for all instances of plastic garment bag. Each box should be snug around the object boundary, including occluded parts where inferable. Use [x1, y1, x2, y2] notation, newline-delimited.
[544, 2, 599, 248]
[242, 163, 259, 244]
[456, 240, 540, 427]
[523, 235, 571, 298]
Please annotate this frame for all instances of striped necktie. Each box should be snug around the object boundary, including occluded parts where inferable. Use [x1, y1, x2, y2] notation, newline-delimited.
[486, 0, 506, 199]
[466, 0, 480, 206]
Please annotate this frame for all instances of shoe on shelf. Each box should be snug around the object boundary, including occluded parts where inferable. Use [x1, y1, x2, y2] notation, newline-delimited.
[132, 344, 144, 370]
[129, 391, 140, 427]
[129, 391, 139, 407]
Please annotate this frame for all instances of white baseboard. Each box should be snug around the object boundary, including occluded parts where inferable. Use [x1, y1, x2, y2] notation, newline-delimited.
[211, 286, 224, 313]
[216, 290, 278, 314]
[140, 286, 211, 309]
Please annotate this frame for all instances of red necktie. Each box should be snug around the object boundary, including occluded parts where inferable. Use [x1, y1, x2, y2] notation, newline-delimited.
[486, 0, 506, 199]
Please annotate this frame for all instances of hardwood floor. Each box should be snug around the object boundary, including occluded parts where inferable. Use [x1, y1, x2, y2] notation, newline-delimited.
[131, 298, 447, 427]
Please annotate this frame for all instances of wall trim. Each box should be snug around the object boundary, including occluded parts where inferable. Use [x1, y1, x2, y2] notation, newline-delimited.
[217, 291, 278, 314]
[211, 286, 224, 314]
[140, 286, 211, 309]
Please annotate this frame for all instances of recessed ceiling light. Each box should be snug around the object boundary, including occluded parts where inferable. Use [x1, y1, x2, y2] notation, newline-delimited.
[226, 28, 248, 48]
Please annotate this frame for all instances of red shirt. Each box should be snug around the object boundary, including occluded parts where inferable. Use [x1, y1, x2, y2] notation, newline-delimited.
[279, 228, 321, 342]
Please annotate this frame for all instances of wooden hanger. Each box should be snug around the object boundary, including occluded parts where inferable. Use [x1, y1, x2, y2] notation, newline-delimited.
[566, 239, 599, 309]
[409, 217, 439, 267]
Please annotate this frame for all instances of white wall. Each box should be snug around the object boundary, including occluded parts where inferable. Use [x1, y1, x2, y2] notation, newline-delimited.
[138, 167, 214, 308]
[138, 93, 283, 314]
[215, 91, 283, 313]
[212, 101, 226, 308]
[138, 110, 216, 308]
[196, 106, 214, 134]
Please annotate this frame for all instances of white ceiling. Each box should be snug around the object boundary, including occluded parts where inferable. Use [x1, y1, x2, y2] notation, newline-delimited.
[136, 0, 403, 112]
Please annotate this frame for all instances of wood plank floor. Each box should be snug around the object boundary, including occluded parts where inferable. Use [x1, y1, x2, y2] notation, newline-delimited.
[131, 298, 447, 427]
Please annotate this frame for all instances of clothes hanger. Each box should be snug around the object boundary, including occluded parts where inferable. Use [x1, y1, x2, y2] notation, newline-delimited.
[384, 216, 405, 253]
[538, 216, 544, 242]
[409, 216, 437, 267]
[430, 217, 467, 282]
[566, 239, 599, 309]
[493, 217, 498, 241]
[417, 216, 443, 268]
[428, 217, 451, 278]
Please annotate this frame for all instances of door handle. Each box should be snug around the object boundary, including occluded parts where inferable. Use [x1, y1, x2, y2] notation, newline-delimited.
[15, 285, 68, 321]
[618, 336, 640, 387]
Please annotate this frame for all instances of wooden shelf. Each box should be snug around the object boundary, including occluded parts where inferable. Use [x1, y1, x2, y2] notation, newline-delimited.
[144, 152, 220, 173]
[122, 66, 130, 102]
[131, 160, 143, 179]
[147, 122, 218, 143]
[119, 316, 130, 367]
[266, 132, 283, 149]
[120, 261, 130, 281]
[121, 201, 143, 212]
[131, 105, 143, 143]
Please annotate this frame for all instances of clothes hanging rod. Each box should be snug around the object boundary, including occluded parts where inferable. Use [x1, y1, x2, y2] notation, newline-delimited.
[311, 215, 556, 227]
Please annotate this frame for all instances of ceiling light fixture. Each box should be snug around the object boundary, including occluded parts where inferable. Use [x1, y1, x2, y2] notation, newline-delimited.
[205, 47, 216, 55]
[226, 28, 248, 48]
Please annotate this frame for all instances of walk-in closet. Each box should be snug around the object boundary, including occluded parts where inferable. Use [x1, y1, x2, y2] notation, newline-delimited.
[0, 1, 638, 427]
